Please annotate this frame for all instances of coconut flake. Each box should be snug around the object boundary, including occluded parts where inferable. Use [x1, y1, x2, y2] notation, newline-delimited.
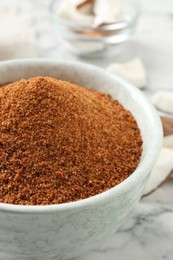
[57, 0, 126, 28]
[107, 58, 147, 89]
[152, 91, 173, 114]
[77, 0, 93, 14]
[143, 133, 173, 197]
[143, 147, 173, 196]
[57, 0, 94, 26]
[93, 0, 125, 27]
[75, 0, 90, 5]
[163, 134, 173, 149]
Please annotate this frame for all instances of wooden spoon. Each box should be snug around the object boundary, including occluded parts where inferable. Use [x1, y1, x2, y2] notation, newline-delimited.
[160, 116, 173, 136]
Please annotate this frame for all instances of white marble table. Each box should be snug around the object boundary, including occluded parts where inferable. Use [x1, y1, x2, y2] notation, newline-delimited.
[0, 0, 173, 259]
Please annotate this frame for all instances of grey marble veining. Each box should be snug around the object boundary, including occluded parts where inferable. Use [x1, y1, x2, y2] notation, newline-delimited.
[74, 199, 173, 260]
[75, 180, 173, 260]
[0, 0, 172, 259]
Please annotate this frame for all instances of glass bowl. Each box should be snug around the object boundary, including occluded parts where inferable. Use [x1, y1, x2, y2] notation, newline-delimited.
[50, 0, 140, 58]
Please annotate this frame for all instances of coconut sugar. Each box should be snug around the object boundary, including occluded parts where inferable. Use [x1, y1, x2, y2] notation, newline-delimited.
[0, 77, 142, 205]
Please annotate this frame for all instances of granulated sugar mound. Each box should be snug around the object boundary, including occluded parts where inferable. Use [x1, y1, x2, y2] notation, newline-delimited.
[0, 77, 142, 205]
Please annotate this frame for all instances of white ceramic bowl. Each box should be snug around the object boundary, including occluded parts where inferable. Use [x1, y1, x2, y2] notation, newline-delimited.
[0, 59, 162, 260]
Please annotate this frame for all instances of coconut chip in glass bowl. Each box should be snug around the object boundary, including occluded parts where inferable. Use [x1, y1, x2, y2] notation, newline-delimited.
[57, 0, 125, 28]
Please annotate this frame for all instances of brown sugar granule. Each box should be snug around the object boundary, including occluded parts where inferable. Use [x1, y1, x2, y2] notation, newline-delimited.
[0, 77, 142, 205]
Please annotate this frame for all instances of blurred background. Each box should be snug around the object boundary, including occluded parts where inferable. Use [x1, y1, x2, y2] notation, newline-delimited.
[0, 1, 173, 260]
[0, 0, 172, 91]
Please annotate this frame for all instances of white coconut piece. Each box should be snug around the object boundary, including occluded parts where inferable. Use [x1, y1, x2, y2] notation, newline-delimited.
[77, 1, 93, 15]
[143, 125, 173, 196]
[93, 0, 125, 27]
[143, 147, 173, 196]
[107, 58, 147, 89]
[57, 0, 94, 26]
[74, 0, 89, 5]
[163, 134, 173, 149]
[58, 0, 126, 28]
[152, 91, 173, 114]
[76, 0, 94, 15]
